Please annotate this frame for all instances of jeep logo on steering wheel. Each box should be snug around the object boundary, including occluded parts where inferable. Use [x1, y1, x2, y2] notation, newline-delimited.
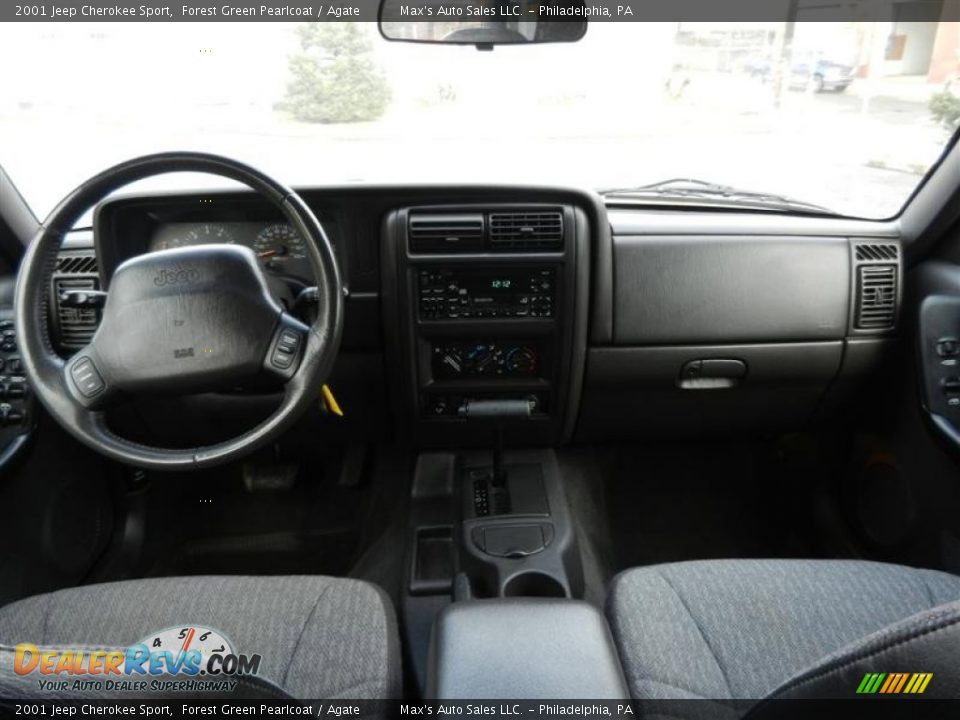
[154, 267, 201, 287]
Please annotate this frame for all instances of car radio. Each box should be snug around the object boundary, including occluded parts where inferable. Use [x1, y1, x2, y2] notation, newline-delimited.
[418, 268, 554, 320]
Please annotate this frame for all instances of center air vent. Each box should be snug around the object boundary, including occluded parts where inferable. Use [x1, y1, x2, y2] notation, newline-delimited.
[855, 265, 897, 330]
[52, 252, 101, 353]
[489, 211, 563, 249]
[409, 213, 484, 253]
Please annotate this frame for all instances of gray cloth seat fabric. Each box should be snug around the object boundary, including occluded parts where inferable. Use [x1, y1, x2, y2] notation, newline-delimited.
[606, 559, 960, 701]
[0, 575, 400, 700]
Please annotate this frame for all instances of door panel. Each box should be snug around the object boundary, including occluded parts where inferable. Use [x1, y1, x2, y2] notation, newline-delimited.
[913, 261, 960, 450]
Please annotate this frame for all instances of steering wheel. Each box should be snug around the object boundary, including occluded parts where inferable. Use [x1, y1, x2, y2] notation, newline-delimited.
[15, 152, 343, 471]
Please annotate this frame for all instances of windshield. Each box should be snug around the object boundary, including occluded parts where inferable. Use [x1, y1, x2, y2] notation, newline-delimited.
[1, 21, 956, 220]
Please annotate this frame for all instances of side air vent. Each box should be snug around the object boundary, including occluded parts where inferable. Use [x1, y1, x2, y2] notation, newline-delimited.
[855, 265, 897, 330]
[489, 211, 563, 249]
[409, 213, 484, 253]
[52, 252, 101, 353]
[855, 244, 899, 262]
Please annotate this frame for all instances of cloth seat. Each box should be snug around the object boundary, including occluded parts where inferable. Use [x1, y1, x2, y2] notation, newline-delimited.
[0, 575, 400, 700]
[606, 559, 960, 702]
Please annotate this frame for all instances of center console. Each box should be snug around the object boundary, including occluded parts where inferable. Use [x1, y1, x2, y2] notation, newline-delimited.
[383, 194, 596, 691]
[404, 448, 590, 691]
[381, 200, 590, 447]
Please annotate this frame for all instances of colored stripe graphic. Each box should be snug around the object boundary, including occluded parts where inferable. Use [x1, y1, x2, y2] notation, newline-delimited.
[857, 672, 933, 694]
[856, 673, 885, 694]
[879, 674, 896, 693]
[906, 673, 933, 694]
[892, 673, 909, 693]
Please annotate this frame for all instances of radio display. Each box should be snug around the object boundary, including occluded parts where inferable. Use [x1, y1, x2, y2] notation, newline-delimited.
[455, 271, 533, 295]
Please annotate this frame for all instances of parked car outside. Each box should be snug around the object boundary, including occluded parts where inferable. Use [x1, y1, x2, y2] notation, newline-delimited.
[746, 51, 855, 92]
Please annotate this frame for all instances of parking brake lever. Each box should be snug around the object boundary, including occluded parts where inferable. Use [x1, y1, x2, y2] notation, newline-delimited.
[459, 399, 532, 486]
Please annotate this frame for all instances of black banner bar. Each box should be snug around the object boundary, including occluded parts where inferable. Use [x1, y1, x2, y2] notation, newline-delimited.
[2, 699, 960, 720]
[1, 0, 956, 23]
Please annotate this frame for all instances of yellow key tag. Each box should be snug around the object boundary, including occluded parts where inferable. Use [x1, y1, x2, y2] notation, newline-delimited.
[321, 384, 344, 417]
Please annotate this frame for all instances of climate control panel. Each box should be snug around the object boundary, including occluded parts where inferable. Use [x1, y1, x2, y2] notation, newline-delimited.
[433, 341, 540, 379]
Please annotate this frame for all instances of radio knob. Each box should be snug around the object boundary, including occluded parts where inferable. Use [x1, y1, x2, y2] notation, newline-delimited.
[506, 347, 537, 375]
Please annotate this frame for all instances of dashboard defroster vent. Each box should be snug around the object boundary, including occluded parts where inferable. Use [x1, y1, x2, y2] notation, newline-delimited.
[52, 252, 101, 353]
[855, 265, 897, 330]
[409, 213, 484, 253]
[489, 211, 563, 249]
[855, 244, 899, 262]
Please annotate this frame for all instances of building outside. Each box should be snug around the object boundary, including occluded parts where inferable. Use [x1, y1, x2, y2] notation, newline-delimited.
[675, 1, 960, 89]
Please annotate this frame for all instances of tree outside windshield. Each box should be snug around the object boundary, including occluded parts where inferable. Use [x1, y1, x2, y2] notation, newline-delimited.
[0, 20, 957, 220]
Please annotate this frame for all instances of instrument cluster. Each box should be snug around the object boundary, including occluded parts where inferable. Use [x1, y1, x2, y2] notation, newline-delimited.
[149, 221, 313, 279]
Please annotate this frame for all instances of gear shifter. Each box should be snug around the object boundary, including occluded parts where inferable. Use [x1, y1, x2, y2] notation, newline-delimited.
[460, 398, 533, 492]
[492, 423, 506, 487]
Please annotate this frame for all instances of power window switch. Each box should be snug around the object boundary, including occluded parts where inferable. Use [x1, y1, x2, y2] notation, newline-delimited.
[938, 338, 960, 358]
[5, 382, 26, 399]
[942, 377, 960, 394]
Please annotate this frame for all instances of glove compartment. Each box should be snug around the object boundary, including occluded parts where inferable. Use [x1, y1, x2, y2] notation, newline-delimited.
[578, 234, 852, 438]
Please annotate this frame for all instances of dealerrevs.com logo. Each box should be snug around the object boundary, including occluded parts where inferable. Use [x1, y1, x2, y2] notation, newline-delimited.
[13, 625, 262, 693]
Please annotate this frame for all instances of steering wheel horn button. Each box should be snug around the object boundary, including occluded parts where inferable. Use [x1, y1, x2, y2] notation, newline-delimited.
[94, 245, 285, 393]
[70, 356, 106, 398]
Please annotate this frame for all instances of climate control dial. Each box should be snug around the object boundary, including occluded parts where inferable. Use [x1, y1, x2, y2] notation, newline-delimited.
[505, 346, 537, 375]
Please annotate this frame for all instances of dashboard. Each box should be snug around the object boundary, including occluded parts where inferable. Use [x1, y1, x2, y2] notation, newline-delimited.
[43, 184, 902, 450]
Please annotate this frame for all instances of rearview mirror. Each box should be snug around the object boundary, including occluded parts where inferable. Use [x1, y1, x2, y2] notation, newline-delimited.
[379, 0, 588, 47]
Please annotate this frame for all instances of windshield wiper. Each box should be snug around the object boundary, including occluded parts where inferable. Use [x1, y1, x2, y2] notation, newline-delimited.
[601, 178, 839, 216]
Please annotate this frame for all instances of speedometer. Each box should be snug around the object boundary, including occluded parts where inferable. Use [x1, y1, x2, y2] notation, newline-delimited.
[253, 224, 307, 268]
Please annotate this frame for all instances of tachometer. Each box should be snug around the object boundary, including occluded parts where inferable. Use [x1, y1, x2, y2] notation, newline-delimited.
[184, 223, 235, 245]
[150, 223, 235, 252]
[253, 224, 307, 269]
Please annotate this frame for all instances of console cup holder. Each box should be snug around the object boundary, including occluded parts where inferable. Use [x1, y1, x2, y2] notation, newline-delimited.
[502, 571, 567, 598]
